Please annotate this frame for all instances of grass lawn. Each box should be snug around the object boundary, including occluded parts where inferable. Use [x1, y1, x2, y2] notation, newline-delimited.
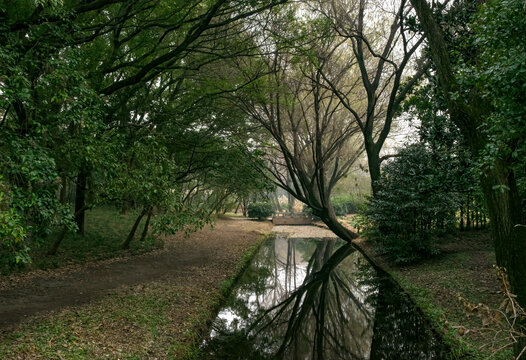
[358, 229, 515, 359]
[29, 207, 163, 272]
[0, 281, 229, 359]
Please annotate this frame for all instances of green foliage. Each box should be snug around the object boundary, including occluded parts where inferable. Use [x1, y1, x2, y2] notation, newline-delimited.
[0, 0, 286, 263]
[0, 179, 30, 271]
[439, 0, 526, 219]
[247, 202, 273, 219]
[367, 144, 460, 263]
[302, 195, 363, 217]
[331, 195, 359, 216]
[347, 213, 371, 234]
[470, 0, 526, 168]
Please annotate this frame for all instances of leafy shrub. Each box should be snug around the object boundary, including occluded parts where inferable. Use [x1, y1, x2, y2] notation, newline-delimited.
[302, 204, 313, 216]
[0, 182, 30, 272]
[366, 144, 459, 264]
[331, 196, 359, 216]
[302, 196, 362, 218]
[347, 213, 371, 234]
[248, 202, 273, 219]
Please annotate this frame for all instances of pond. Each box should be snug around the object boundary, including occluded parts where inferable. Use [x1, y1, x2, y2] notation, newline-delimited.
[202, 232, 450, 359]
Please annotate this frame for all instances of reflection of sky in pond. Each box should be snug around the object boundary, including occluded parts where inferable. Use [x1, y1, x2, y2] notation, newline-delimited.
[204, 234, 449, 360]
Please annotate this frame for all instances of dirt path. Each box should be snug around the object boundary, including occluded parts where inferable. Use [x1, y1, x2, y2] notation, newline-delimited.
[0, 217, 272, 334]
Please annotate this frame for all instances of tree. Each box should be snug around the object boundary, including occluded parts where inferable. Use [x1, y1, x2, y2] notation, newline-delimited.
[308, 0, 429, 195]
[0, 0, 289, 260]
[232, 41, 364, 242]
[367, 143, 459, 263]
[408, 0, 526, 352]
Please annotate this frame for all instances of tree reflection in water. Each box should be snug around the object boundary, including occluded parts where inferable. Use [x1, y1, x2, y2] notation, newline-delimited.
[203, 234, 449, 359]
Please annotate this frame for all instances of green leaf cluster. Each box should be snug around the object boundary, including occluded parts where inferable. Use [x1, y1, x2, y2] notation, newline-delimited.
[248, 202, 274, 219]
[367, 143, 460, 264]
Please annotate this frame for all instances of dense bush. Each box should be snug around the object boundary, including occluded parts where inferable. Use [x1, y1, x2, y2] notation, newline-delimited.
[366, 143, 460, 264]
[301, 204, 313, 216]
[301, 196, 361, 218]
[247, 202, 274, 219]
[0, 181, 30, 272]
[331, 196, 359, 216]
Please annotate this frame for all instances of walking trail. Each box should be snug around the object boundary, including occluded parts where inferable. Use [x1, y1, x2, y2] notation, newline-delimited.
[0, 217, 272, 334]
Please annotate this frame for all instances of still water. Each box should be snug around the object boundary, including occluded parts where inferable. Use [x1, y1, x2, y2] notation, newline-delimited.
[202, 234, 449, 359]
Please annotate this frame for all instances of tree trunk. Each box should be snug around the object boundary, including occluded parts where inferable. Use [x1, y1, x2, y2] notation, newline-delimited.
[74, 169, 88, 234]
[47, 205, 88, 255]
[313, 206, 381, 270]
[121, 207, 148, 249]
[466, 198, 471, 230]
[59, 177, 68, 205]
[480, 165, 525, 304]
[273, 192, 282, 212]
[242, 198, 248, 217]
[47, 227, 68, 256]
[139, 207, 153, 242]
[366, 145, 381, 196]
[459, 203, 464, 231]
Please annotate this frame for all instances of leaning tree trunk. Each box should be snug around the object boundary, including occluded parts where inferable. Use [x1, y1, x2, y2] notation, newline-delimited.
[313, 206, 382, 270]
[48, 205, 88, 255]
[47, 227, 68, 256]
[121, 207, 148, 250]
[139, 207, 153, 242]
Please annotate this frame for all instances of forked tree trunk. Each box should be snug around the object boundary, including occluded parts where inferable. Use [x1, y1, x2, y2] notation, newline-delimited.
[139, 207, 153, 242]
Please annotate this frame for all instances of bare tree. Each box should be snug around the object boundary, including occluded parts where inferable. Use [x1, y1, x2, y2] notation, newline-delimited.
[310, 0, 429, 195]
[235, 50, 363, 241]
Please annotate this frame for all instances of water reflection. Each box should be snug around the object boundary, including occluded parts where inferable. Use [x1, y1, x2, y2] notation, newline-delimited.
[203, 235, 449, 359]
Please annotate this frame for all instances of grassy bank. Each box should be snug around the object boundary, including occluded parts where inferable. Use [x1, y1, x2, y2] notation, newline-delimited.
[180, 232, 273, 360]
[15, 207, 163, 274]
[359, 230, 513, 359]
